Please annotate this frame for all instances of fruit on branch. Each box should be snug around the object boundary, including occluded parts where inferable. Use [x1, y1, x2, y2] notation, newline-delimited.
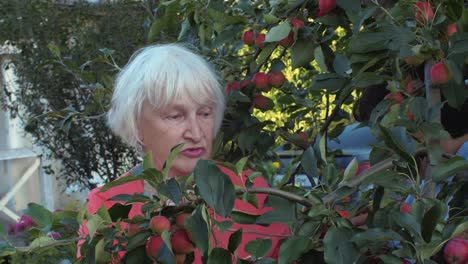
[278, 31, 294, 48]
[403, 75, 415, 95]
[175, 213, 190, 229]
[415, 1, 434, 25]
[317, 0, 336, 17]
[268, 71, 286, 87]
[253, 72, 270, 91]
[149, 215, 171, 234]
[243, 30, 255, 46]
[447, 23, 458, 37]
[430, 62, 451, 84]
[290, 17, 305, 29]
[384, 92, 404, 106]
[253, 94, 270, 111]
[400, 203, 412, 214]
[171, 229, 195, 254]
[126, 223, 142, 237]
[443, 238, 468, 264]
[255, 33, 265, 48]
[146, 235, 165, 259]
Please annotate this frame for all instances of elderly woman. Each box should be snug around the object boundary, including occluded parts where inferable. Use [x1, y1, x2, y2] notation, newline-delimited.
[78, 44, 289, 263]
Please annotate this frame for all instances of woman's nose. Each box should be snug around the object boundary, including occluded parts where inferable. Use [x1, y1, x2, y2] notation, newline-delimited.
[184, 116, 202, 141]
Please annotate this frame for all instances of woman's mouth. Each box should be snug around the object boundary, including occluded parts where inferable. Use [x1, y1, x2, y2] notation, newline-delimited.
[181, 147, 206, 158]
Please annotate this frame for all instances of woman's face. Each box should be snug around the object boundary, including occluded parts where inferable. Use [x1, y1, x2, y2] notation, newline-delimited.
[138, 97, 215, 177]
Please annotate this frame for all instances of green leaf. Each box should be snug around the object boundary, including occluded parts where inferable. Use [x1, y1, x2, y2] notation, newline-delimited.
[228, 229, 243, 253]
[159, 178, 182, 204]
[352, 72, 384, 88]
[162, 143, 184, 177]
[235, 156, 250, 176]
[278, 237, 310, 264]
[333, 53, 351, 76]
[99, 175, 142, 192]
[155, 242, 176, 264]
[323, 227, 360, 264]
[421, 202, 445, 242]
[216, 220, 233, 234]
[30, 236, 54, 248]
[23, 202, 53, 228]
[362, 170, 409, 192]
[185, 206, 209, 256]
[314, 46, 328, 73]
[96, 205, 112, 224]
[0, 223, 6, 238]
[124, 246, 153, 263]
[194, 160, 235, 218]
[379, 125, 416, 166]
[342, 157, 358, 182]
[265, 22, 291, 42]
[95, 238, 111, 262]
[256, 195, 296, 224]
[0, 241, 16, 257]
[291, 39, 316, 69]
[86, 214, 104, 241]
[433, 156, 468, 182]
[378, 254, 404, 264]
[351, 228, 403, 249]
[208, 247, 232, 264]
[231, 210, 260, 224]
[450, 221, 468, 239]
[245, 238, 272, 260]
[446, 59, 463, 84]
[127, 230, 152, 251]
[107, 203, 132, 222]
[311, 73, 346, 92]
[391, 211, 422, 241]
[301, 146, 318, 178]
[251, 43, 277, 73]
[47, 43, 61, 57]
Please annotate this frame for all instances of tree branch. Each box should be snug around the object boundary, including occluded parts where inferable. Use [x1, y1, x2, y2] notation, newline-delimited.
[13, 237, 80, 253]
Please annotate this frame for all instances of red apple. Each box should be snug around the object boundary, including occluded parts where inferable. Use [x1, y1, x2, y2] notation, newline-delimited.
[406, 111, 415, 120]
[444, 238, 468, 264]
[243, 30, 255, 46]
[149, 215, 170, 234]
[175, 213, 190, 229]
[126, 223, 142, 237]
[253, 94, 270, 111]
[430, 62, 451, 84]
[384, 92, 404, 106]
[255, 33, 265, 48]
[268, 71, 286, 87]
[290, 17, 305, 29]
[337, 210, 349, 219]
[400, 203, 412, 214]
[146, 235, 165, 259]
[171, 229, 194, 254]
[278, 31, 294, 48]
[447, 23, 458, 37]
[317, 0, 337, 17]
[415, 1, 434, 25]
[253, 72, 270, 91]
[175, 254, 186, 264]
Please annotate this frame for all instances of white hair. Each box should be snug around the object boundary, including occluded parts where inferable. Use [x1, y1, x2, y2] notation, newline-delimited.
[107, 43, 226, 148]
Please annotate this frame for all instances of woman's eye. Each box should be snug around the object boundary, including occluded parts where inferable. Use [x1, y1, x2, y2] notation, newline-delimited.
[199, 111, 212, 118]
[167, 114, 182, 120]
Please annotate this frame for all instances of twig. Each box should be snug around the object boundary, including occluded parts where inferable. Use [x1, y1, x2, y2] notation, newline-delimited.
[236, 187, 314, 207]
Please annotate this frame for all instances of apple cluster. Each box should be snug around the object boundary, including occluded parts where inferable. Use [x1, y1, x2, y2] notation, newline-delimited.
[126, 213, 193, 263]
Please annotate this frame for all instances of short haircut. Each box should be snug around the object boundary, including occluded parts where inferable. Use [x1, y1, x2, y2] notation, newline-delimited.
[107, 43, 226, 148]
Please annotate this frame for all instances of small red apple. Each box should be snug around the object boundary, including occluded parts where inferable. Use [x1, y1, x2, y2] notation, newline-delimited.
[149, 215, 170, 234]
[400, 203, 412, 214]
[356, 163, 371, 176]
[278, 31, 294, 48]
[175, 254, 186, 264]
[126, 223, 142, 237]
[253, 94, 270, 111]
[255, 33, 266, 48]
[337, 210, 349, 219]
[447, 23, 458, 37]
[430, 62, 451, 85]
[171, 229, 194, 254]
[317, 0, 337, 17]
[415, 1, 434, 25]
[290, 17, 305, 29]
[253, 72, 270, 91]
[268, 71, 286, 87]
[297, 131, 308, 143]
[443, 238, 468, 264]
[384, 92, 404, 106]
[175, 213, 190, 229]
[146, 235, 165, 259]
[243, 30, 255, 46]
[406, 111, 415, 120]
